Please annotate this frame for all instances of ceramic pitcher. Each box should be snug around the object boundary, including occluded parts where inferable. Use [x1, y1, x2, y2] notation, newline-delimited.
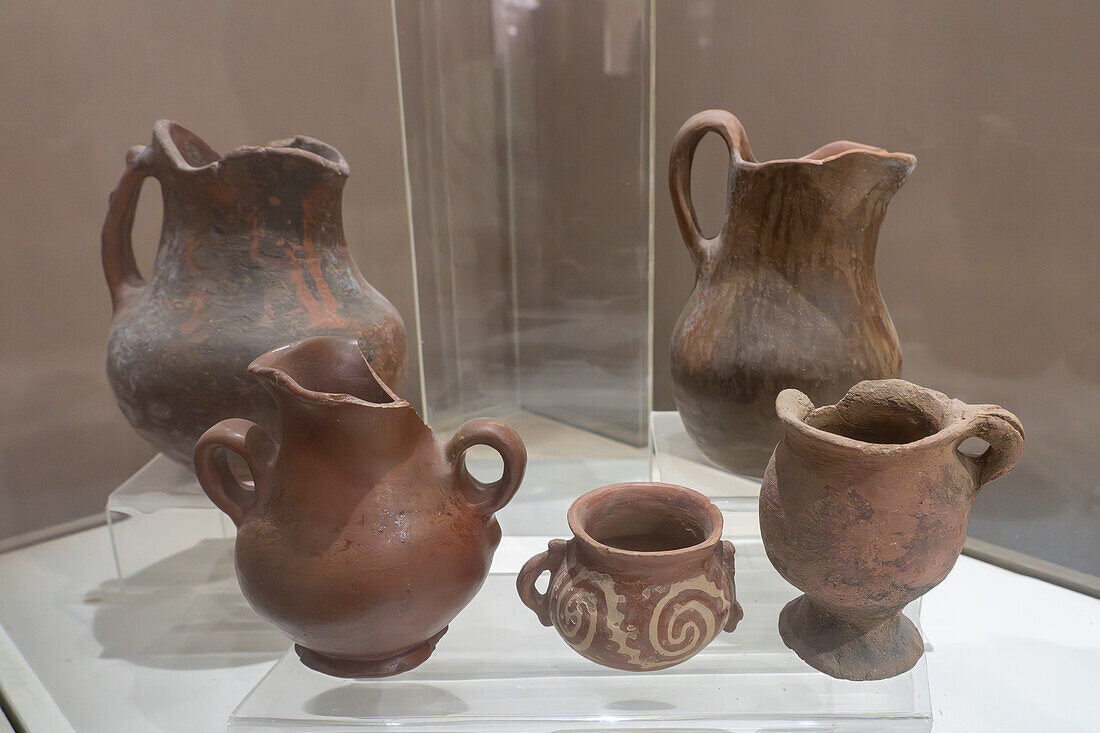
[669, 109, 915, 477]
[759, 379, 1024, 680]
[194, 337, 526, 678]
[103, 120, 406, 465]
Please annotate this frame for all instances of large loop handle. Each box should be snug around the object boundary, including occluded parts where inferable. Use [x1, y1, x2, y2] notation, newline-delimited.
[194, 419, 279, 526]
[101, 144, 154, 312]
[955, 406, 1025, 490]
[517, 539, 568, 627]
[718, 540, 745, 633]
[668, 109, 754, 267]
[445, 418, 527, 517]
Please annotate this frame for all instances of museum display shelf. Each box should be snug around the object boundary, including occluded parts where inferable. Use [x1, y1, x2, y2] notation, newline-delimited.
[1, 492, 1095, 731]
[228, 536, 930, 731]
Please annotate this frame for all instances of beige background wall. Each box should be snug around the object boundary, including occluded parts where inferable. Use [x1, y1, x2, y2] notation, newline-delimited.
[0, 1, 415, 540]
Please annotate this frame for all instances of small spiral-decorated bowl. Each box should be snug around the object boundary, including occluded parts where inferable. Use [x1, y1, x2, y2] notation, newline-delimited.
[517, 482, 742, 671]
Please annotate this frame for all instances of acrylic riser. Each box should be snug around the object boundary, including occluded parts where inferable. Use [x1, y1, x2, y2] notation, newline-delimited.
[104, 411, 650, 578]
[230, 536, 930, 731]
[102, 413, 930, 730]
[106, 455, 232, 580]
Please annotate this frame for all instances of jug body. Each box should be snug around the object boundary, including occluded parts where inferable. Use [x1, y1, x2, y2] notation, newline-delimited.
[103, 121, 406, 465]
[758, 379, 1024, 679]
[194, 337, 526, 678]
[669, 110, 912, 477]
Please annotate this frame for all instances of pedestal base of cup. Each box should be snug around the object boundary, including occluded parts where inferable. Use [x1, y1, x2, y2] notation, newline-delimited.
[778, 596, 923, 681]
[294, 627, 448, 678]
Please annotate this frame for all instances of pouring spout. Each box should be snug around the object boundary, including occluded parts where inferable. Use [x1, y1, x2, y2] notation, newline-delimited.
[247, 337, 427, 478]
[248, 337, 407, 409]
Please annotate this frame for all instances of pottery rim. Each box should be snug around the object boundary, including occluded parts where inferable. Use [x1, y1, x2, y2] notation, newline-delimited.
[734, 140, 916, 173]
[775, 379, 982, 458]
[567, 482, 723, 560]
[248, 337, 410, 410]
[150, 119, 350, 177]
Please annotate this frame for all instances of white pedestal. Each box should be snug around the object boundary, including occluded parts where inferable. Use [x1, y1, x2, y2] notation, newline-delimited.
[229, 536, 931, 731]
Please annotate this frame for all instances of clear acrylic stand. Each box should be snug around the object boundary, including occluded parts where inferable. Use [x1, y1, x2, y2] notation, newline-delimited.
[453, 411, 649, 537]
[229, 535, 931, 731]
[106, 454, 231, 579]
[652, 410, 773, 513]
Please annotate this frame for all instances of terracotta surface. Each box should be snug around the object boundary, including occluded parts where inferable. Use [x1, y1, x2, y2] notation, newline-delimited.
[669, 109, 913, 478]
[759, 379, 1024, 680]
[193, 336, 526, 678]
[103, 121, 406, 466]
[518, 482, 742, 671]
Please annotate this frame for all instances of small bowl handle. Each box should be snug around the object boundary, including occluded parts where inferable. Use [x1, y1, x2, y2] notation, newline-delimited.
[517, 539, 568, 627]
[719, 540, 745, 633]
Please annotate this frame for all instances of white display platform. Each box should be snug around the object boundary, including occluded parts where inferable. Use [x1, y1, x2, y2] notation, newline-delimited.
[229, 536, 929, 731]
[1, 511, 1098, 731]
[650, 411, 764, 514]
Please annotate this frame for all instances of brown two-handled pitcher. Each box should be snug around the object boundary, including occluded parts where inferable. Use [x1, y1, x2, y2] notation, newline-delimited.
[760, 379, 1024, 680]
[669, 109, 914, 478]
[104, 121, 406, 466]
[194, 337, 526, 678]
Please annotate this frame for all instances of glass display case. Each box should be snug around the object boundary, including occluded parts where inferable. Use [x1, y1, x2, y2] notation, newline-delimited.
[0, 2, 1097, 732]
[394, 0, 655, 536]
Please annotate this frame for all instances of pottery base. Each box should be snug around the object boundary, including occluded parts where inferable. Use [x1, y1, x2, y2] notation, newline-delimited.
[294, 627, 448, 679]
[779, 596, 924, 681]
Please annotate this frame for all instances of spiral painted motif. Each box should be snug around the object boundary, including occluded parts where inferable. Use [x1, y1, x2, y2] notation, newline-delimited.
[551, 567, 729, 670]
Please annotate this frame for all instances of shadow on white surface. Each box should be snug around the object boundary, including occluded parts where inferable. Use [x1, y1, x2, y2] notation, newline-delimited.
[304, 683, 471, 718]
[85, 537, 286, 669]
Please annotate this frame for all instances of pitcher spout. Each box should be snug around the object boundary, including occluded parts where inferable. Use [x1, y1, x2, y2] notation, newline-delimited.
[248, 337, 426, 473]
[248, 336, 407, 410]
[737, 140, 916, 223]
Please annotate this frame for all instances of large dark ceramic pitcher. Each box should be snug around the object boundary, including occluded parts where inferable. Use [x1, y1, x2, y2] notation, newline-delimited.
[195, 337, 526, 677]
[103, 121, 406, 465]
[669, 110, 914, 477]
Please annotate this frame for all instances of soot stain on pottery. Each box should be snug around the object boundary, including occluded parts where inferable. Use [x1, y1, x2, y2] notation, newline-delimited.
[102, 121, 407, 466]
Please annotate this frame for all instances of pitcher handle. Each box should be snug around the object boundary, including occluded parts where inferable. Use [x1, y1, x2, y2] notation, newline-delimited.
[102, 144, 154, 312]
[446, 418, 527, 517]
[955, 406, 1025, 490]
[517, 539, 568, 627]
[194, 419, 279, 526]
[668, 109, 754, 267]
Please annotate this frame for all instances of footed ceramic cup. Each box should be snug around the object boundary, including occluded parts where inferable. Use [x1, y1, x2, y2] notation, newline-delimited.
[760, 379, 1024, 681]
[517, 482, 742, 671]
